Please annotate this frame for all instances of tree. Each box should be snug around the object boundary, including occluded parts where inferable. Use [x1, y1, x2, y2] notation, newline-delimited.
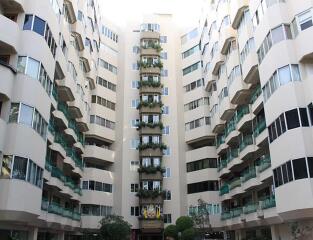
[164, 224, 178, 239]
[99, 214, 132, 240]
[176, 216, 194, 233]
[189, 198, 211, 240]
[181, 228, 197, 240]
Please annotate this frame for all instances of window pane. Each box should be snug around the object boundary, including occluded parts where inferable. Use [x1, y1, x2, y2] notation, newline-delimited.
[299, 108, 309, 127]
[278, 65, 292, 86]
[23, 14, 33, 30]
[33, 16, 46, 36]
[12, 156, 28, 180]
[1, 155, 13, 178]
[285, 109, 300, 129]
[19, 104, 34, 126]
[17, 56, 27, 73]
[271, 25, 285, 44]
[282, 163, 289, 184]
[291, 64, 301, 81]
[26, 58, 40, 79]
[9, 103, 20, 123]
[293, 158, 308, 180]
[280, 114, 287, 133]
[307, 157, 313, 178]
[287, 161, 293, 182]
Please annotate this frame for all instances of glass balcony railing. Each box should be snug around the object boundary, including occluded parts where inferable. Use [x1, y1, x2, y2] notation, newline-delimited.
[221, 212, 231, 220]
[42, 200, 81, 221]
[64, 147, 83, 169]
[243, 202, 258, 214]
[217, 159, 228, 172]
[239, 134, 254, 152]
[226, 148, 239, 163]
[52, 87, 58, 101]
[57, 102, 71, 121]
[236, 105, 249, 123]
[225, 121, 236, 137]
[216, 135, 226, 148]
[229, 178, 241, 190]
[231, 207, 243, 218]
[260, 195, 276, 209]
[241, 167, 257, 183]
[250, 85, 262, 104]
[219, 184, 229, 196]
[258, 155, 271, 172]
[253, 118, 266, 138]
[45, 157, 82, 193]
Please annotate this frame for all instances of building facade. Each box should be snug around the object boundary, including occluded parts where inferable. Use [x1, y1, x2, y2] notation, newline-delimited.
[1, 0, 313, 240]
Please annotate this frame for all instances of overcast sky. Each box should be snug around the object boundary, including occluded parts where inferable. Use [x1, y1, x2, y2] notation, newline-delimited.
[99, 0, 204, 29]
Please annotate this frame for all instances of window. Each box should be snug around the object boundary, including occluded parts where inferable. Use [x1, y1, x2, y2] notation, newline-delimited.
[90, 115, 115, 130]
[23, 15, 56, 57]
[182, 45, 199, 58]
[160, 36, 167, 43]
[300, 108, 309, 127]
[98, 58, 117, 74]
[131, 99, 139, 108]
[278, 65, 292, 85]
[162, 106, 169, 115]
[131, 206, 140, 216]
[81, 204, 113, 216]
[163, 214, 172, 223]
[130, 140, 139, 149]
[96, 77, 116, 92]
[163, 147, 170, 156]
[1, 155, 13, 178]
[82, 181, 88, 189]
[17, 56, 53, 96]
[163, 168, 171, 178]
[161, 69, 168, 77]
[131, 183, 139, 192]
[293, 158, 308, 180]
[131, 81, 139, 89]
[285, 109, 300, 129]
[160, 52, 167, 59]
[162, 126, 170, 135]
[187, 181, 219, 194]
[162, 87, 169, 96]
[183, 62, 200, 75]
[307, 157, 313, 178]
[187, 159, 217, 172]
[130, 160, 139, 171]
[298, 10, 313, 31]
[9, 103, 47, 139]
[164, 190, 171, 200]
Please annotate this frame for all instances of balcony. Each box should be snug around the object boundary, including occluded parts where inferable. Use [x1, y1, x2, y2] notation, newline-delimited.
[253, 118, 267, 146]
[140, 31, 160, 40]
[211, 52, 224, 75]
[226, 148, 242, 170]
[230, 0, 249, 29]
[139, 171, 163, 181]
[140, 47, 160, 57]
[138, 104, 162, 114]
[225, 121, 239, 144]
[219, 97, 236, 121]
[216, 135, 228, 154]
[185, 124, 214, 144]
[84, 145, 115, 163]
[70, 22, 84, 51]
[0, 61, 16, 99]
[87, 124, 115, 143]
[55, 77, 75, 102]
[140, 195, 163, 205]
[239, 134, 257, 160]
[140, 66, 161, 75]
[228, 77, 251, 105]
[0, 15, 19, 53]
[242, 52, 259, 84]
[139, 218, 164, 233]
[219, 184, 229, 196]
[236, 105, 251, 130]
[220, 27, 236, 55]
[41, 199, 81, 221]
[140, 148, 163, 157]
[139, 84, 162, 95]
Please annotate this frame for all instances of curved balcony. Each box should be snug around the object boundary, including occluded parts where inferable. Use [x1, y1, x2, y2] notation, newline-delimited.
[220, 27, 236, 55]
[87, 124, 115, 143]
[0, 61, 16, 99]
[295, 25, 313, 62]
[185, 125, 214, 144]
[242, 52, 259, 84]
[230, 0, 249, 29]
[211, 52, 225, 75]
[228, 77, 251, 105]
[79, 49, 91, 72]
[55, 77, 75, 102]
[68, 98, 84, 118]
[0, 179, 42, 222]
[139, 218, 164, 233]
[0, 15, 19, 53]
[140, 31, 160, 40]
[70, 22, 85, 51]
[84, 145, 115, 163]
[219, 97, 236, 121]
[239, 134, 258, 160]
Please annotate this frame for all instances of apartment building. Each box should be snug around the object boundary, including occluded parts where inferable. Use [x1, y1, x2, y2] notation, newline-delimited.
[180, 0, 313, 239]
[1, 0, 313, 240]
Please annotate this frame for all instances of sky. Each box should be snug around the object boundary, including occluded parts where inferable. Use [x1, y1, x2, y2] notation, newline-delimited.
[99, 0, 204, 29]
